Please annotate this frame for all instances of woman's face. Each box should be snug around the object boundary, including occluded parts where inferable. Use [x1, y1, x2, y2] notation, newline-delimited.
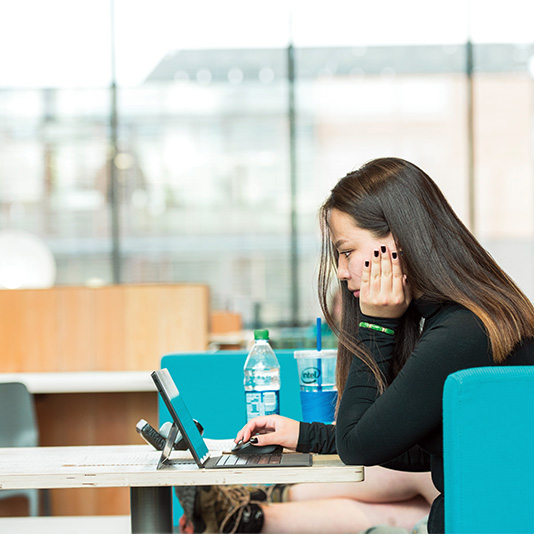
[328, 209, 396, 298]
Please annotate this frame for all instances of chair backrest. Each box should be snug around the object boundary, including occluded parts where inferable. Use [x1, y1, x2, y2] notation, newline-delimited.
[0, 382, 39, 448]
[160, 350, 302, 438]
[443, 366, 534, 534]
[160, 350, 304, 528]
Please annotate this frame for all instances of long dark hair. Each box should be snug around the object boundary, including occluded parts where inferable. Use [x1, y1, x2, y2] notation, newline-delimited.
[318, 157, 534, 398]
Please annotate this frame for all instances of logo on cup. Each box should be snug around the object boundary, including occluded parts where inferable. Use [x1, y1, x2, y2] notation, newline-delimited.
[301, 367, 321, 384]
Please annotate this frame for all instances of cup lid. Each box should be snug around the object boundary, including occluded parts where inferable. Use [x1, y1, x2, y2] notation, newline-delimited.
[294, 349, 337, 358]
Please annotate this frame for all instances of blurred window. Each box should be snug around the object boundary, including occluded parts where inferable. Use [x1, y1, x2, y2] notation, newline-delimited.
[1, 0, 533, 325]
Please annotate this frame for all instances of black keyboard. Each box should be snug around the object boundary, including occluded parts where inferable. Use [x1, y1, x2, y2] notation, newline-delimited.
[215, 452, 282, 466]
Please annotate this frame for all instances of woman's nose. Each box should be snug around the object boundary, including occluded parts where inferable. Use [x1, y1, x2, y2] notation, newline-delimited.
[337, 257, 350, 280]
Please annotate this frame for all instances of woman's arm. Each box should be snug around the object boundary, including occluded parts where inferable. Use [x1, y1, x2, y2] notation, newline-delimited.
[296, 421, 336, 454]
[335, 306, 491, 466]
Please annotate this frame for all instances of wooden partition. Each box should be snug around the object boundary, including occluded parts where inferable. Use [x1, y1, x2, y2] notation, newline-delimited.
[0, 284, 209, 517]
[0, 284, 210, 372]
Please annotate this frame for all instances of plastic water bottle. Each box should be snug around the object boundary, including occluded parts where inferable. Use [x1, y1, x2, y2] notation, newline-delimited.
[244, 329, 280, 423]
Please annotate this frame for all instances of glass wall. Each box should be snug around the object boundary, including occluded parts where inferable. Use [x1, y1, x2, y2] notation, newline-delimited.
[1, 0, 534, 327]
[469, 0, 534, 297]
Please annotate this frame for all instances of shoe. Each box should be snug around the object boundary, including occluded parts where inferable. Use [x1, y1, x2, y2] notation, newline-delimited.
[175, 485, 265, 533]
[263, 484, 292, 503]
[223, 484, 290, 504]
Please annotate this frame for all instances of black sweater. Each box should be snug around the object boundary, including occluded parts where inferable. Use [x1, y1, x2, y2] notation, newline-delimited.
[296, 298, 534, 533]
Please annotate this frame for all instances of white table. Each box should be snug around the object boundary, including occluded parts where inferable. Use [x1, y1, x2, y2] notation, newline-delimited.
[0, 445, 364, 533]
[0, 371, 155, 394]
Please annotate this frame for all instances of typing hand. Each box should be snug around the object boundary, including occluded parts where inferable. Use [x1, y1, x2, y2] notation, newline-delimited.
[360, 245, 411, 319]
[235, 415, 300, 451]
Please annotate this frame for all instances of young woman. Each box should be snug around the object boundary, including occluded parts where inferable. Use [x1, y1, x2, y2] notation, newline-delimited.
[177, 157, 534, 534]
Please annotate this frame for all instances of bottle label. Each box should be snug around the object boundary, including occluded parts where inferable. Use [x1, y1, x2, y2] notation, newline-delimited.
[245, 390, 280, 422]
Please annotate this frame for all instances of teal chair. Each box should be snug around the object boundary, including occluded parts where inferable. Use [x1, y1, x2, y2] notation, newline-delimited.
[443, 366, 534, 533]
[159, 350, 303, 527]
[0, 382, 50, 516]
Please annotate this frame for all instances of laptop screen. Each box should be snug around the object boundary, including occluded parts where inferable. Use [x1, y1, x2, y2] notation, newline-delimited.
[152, 368, 210, 467]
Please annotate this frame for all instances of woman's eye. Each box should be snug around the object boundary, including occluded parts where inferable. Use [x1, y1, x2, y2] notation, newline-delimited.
[342, 251, 352, 258]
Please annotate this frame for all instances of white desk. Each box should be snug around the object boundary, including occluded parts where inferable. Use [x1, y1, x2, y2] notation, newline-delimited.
[0, 371, 155, 394]
[0, 445, 364, 533]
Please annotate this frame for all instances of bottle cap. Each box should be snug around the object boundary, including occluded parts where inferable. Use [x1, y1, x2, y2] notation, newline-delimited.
[253, 329, 269, 340]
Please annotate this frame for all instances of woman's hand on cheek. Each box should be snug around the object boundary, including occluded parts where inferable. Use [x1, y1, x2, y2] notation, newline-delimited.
[359, 245, 412, 318]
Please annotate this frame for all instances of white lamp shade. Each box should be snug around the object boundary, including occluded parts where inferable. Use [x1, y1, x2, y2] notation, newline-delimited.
[0, 230, 56, 289]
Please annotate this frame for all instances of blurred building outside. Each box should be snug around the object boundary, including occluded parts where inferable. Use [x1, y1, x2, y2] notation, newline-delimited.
[1, 1, 533, 329]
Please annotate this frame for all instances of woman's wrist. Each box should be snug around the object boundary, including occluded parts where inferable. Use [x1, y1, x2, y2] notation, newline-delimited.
[296, 421, 337, 454]
[358, 313, 400, 339]
[295, 421, 308, 452]
[359, 321, 395, 335]
[359, 313, 400, 329]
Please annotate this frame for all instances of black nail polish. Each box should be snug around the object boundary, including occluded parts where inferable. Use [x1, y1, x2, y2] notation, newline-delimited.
[365, 260, 369, 267]
[381, 245, 386, 253]
[374, 249, 379, 257]
[392, 252, 398, 259]
[250, 437, 258, 444]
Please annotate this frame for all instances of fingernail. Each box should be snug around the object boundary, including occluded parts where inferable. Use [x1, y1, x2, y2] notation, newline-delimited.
[392, 252, 398, 259]
[374, 249, 379, 257]
[365, 260, 369, 267]
[381, 245, 386, 253]
[250, 437, 258, 444]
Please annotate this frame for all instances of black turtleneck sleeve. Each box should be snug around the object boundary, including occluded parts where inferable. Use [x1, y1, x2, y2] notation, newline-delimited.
[296, 421, 336, 454]
[335, 303, 493, 468]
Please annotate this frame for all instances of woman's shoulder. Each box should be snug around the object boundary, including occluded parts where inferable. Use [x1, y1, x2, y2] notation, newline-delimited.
[417, 298, 476, 321]
[413, 302, 492, 365]
[422, 300, 486, 335]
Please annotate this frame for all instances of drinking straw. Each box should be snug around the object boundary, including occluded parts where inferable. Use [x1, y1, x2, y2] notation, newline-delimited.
[316, 317, 322, 352]
[316, 317, 322, 390]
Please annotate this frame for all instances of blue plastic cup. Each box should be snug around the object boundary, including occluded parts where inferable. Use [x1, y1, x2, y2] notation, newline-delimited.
[294, 349, 337, 424]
